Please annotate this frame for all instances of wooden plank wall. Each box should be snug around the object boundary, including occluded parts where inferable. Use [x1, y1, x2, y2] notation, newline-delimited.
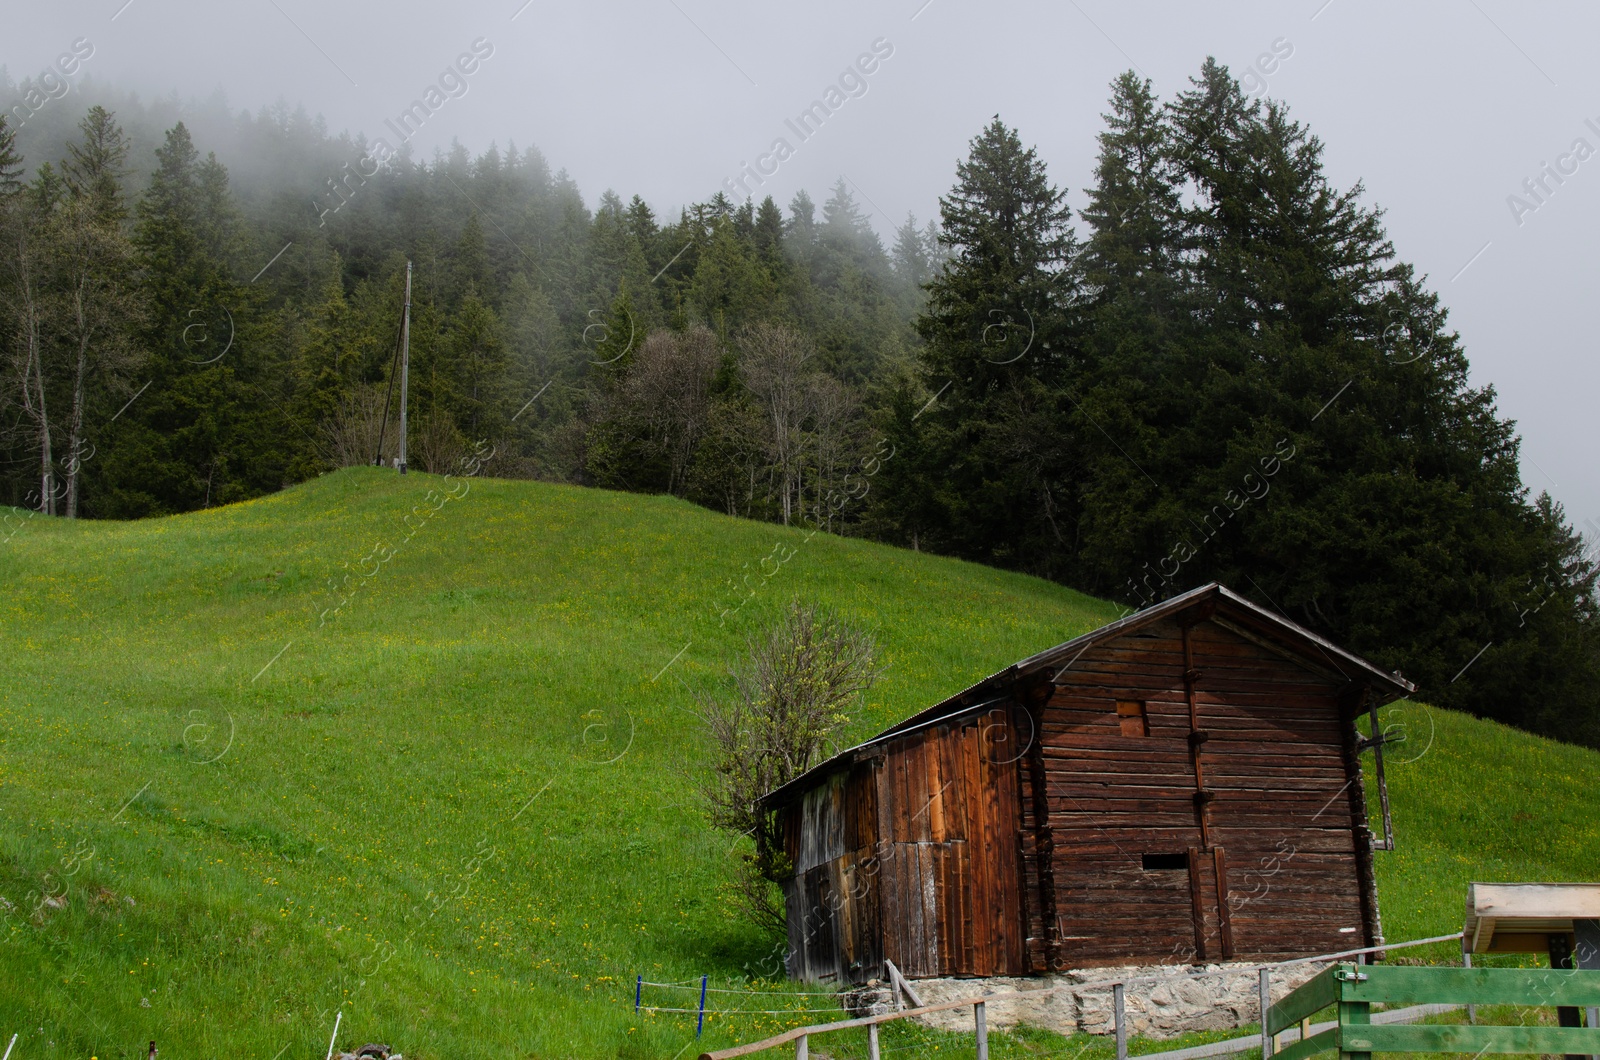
[1043, 617, 1370, 966]
[1019, 694, 1058, 973]
[876, 708, 1027, 978]
[780, 764, 883, 983]
[1190, 622, 1368, 955]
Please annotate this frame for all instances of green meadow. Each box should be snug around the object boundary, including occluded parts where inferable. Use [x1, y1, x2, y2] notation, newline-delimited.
[0, 468, 1596, 1059]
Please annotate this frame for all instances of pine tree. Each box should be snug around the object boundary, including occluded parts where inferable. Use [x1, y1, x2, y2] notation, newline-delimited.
[56, 107, 141, 516]
[0, 115, 23, 201]
[753, 196, 784, 263]
[447, 286, 509, 441]
[892, 117, 1080, 570]
[1070, 72, 1196, 592]
[586, 193, 654, 331]
[105, 122, 267, 514]
[625, 194, 657, 245]
[690, 216, 777, 331]
[62, 105, 131, 227]
[1081, 73, 1183, 303]
[821, 179, 868, 237]
[298, 266, 357, 426]
[587, 286, 640, 385]
[1070, 61, 1600, 744]
[444, 213, 492, 309]
[919, 119, 1077, 389]
[891, 212, 931, 288]
[890, 211, 936, 315]
[784, 190, 817, 253]
[503, 270, 561, 385]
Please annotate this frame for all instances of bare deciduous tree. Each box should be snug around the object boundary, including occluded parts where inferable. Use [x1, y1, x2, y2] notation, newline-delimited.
[804, 374, 863, 533]
[323, 383, 400, 468]
[698, 601, 879, 932]
[739, 324, 812, 526]
[4, 203, 57, 514]
[412, 409, 466, 475]
[56, 194, 140, 517]
[625, 325, 719, 494]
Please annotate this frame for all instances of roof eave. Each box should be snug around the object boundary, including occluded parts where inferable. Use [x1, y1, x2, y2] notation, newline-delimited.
[757, 582, 1416, 809]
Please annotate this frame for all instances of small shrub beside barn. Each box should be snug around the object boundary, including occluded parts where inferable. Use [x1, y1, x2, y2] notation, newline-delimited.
[760, 583, 1413, 984]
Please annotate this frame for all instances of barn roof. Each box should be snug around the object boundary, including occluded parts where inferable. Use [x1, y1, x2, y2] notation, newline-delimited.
[759, 582, 1416, 809]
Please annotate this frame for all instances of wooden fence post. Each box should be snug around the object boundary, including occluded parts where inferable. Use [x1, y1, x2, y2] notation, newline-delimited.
[1576, 918, 1600, 1052]
[1259, 968, 1272, 1059]
[867, 1021, 880, 1060]
[975, 1001, 988, 1060]
[885, 959, 924, 1010]
[1549, 929, 1586, 1060]
[794, 1032, 807, 1060]
[1462, 941, 1476, 1024]
[1114, 983, 1128, 1060]
[1338, 993, 1370, 1060]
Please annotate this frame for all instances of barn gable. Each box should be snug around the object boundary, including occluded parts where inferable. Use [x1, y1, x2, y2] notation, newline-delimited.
[762, 584, 1414, 983]
[1041, 614, 1381, 967]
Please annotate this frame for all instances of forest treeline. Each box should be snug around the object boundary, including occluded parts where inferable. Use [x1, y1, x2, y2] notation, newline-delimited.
[2, 61, 1597, 745]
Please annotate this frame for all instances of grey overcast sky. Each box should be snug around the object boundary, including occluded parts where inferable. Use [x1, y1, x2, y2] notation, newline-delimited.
[9, 1, 1599, 536]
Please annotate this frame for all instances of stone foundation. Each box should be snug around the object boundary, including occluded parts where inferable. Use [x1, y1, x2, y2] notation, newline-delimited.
[844, 961, 1331, 1040]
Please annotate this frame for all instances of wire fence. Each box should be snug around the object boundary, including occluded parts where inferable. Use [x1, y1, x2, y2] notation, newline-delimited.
[671, 930, 1475, 1059]
[634, 974, 855, 1038]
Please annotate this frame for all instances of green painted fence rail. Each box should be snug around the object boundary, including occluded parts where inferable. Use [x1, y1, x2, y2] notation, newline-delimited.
[1267, 963, 1600, 1060]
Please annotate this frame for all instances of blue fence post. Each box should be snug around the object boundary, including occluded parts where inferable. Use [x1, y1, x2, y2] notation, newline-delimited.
[696, 975, 708, 1038]
[635, 974, 642, 1013]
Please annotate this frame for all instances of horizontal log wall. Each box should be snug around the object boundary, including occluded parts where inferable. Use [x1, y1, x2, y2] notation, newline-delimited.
[1045, 617, 1369, 966]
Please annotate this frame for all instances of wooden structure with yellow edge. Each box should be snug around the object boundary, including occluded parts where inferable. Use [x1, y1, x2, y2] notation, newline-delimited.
[1463, 881, 1600, 1049]
[1464, 882, 1600, 962]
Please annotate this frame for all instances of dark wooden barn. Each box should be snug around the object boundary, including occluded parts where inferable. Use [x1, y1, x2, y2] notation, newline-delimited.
[760, 583, 1414, 984]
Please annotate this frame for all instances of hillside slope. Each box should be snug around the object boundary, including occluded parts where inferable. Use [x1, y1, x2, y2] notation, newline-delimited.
[0, 469, 1595, 1059]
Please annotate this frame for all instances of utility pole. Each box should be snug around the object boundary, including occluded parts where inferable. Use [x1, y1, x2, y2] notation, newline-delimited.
[397, 260, 411, 474]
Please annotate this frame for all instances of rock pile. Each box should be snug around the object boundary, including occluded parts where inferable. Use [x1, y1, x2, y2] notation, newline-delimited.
[333, 1044, 402, 1060]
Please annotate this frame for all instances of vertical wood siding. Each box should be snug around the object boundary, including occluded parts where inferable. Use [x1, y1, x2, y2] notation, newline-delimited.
[782, 707, 1029, 981]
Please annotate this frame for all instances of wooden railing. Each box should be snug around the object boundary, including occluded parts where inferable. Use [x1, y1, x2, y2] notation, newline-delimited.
[1268, 962, 1600, 1060]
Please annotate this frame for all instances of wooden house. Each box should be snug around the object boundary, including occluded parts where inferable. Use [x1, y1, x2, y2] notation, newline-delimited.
[759, 583, 1414, 983]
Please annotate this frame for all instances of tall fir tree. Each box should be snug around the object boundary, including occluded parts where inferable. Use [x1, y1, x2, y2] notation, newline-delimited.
[56, 107, 141, 517]
[887, 117, 1080, 571]
[62, 105, 130, 227]
[104, 122, 278, 514]
[1074, 62, 1600, 744]
[0, 115, 23, 200]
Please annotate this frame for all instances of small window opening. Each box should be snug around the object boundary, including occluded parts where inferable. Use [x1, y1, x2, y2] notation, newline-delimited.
[1116, 699, 1148, 737]
[1142, 852, 1189, 871]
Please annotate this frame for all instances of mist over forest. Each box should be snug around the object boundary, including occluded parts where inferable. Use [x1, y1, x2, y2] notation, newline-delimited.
[2, 62, 1597, 746]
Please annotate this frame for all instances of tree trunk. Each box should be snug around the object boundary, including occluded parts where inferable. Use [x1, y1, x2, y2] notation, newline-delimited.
[66, 282, 90, 519]
[15, 243, 56, 515]
[32, 335, 55, 516]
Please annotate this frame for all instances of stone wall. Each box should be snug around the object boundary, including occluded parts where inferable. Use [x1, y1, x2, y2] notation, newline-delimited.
[843, 960, 1333, 1040]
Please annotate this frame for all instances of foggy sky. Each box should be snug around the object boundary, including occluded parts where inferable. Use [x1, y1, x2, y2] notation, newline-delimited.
[9, 1, 1598, 539]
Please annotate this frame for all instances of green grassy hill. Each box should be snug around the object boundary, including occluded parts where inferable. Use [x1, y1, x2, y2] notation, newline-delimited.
[1, 469, 1596, 1060]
